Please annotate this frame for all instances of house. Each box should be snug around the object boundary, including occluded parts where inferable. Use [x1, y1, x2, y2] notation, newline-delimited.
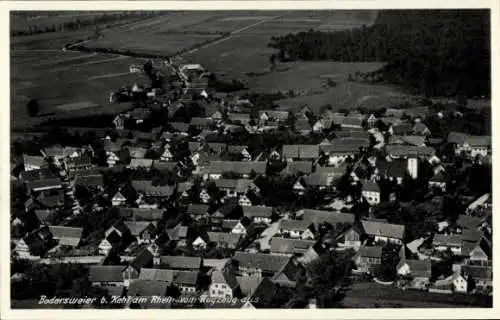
[128, 159, 154, 170]
[210, 201, 242, 224]
[447, 132, 491, 157]
[89, 265, 127, 287]
[159, 256, 202, 271]
[385, 145, 435, 159]
[26, 178, 62, 193]
[127, 279, 169, 299]
[65, 154, 94, 172]
[338, 227, 363, 249]
[215, 179, 254, 198]
[74, 174, 104, 191]
[99, 222, 131, 255]
[190, 117, 214, 130]
[432, 234, 463, 255]
[123, 221, 157, 244]
[396, 259, 432, 289]
[319, 138, 367, 166]
[192, 236, 208, 250]
[429, 172, 447, 191]
[295, 119, 312, 135]
[361, 180, 380, 205]
[341, 117, 363, 129]
[48, 226, 83, 248]
[462, 265, 492, 293]
[412, 123, 431, 136]
[119, 207, 163, 221]
[388, 135, 427, 147]
[467, 237, 491, 266]
[228, 113, 251, 125]
[166, 224, 188, 246]
[240, 277, 277, 308]
[111, 186, 137, 207]
[131, 180, 175, 198]
[227, 145, 251, 161]
[278, 219, 315, 240]
[209, 271, 240, 299]
[232, 252, 290, 278]
[15, 226, 55, 258]
[430, 272, 468, 294]
[366, 114, 378, 127]
[354, 246, 382, 274]
[187, 204, 210, 221]
[207, 232, 242, 249]
[390, 123, 413, 136]
[23, 154, 47, 171]
[222, 219, 250, 235]
[172, 271, 198, 294]
[283, 161, 313, 175]
[242, 206, 274, 225]
[374, 159, 406, 184]
[361, 220, 405, 245]
[297, 209, 355, 229]
[258, 110, 289, 124]
[281, 145, 319, 161]
[203, 161, 266, 180]
[269, 237, 315, 256]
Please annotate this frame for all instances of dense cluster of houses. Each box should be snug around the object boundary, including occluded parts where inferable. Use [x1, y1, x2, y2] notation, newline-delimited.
[11, 61, 493, 308]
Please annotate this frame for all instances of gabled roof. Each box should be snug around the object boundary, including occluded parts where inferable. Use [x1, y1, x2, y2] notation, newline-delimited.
[284, 161, 313, 174]
[462, 265, 492, 281]
[215, 179, 253, 193]
[466, 135, 491, 147]
[213, 201, 240, 218]
[89, 265, 125, 282]
[139, 268, 175, 282]
[242, 206, 273, 218]
[233, 252, 290, 273]
[432, 234, 463, 247]
[190, 117, 213, 127]
[26, 178, 62, 191]
[279, 219, 313, 232]
[131, 180, 175, 197]
[342, 117, 363, 127]
[130, 249, 154, 271]
[385, 145, 435, 157]
[211, 270, 239, 289]
[412, 123, 430, 134]
[119, 208, 163, 221]
[259, 109, 289, 121]
[65, 154, 93, 168]
[166, 224, 188, 240]
[457, 215, 483, 231]
[270, 237, 315, 255]
[204, 161, 266, 175]
[320, 138, 368, 154]
[123, 221, 157, 237]
[227, 145, 248, 154]
[361, 180, 380, 193]
[128, 280, 168, 296]
[187, 204, 210, 216]
[297, 209, 355, 226]
[376, 159, 407, 179]
[248, 277, 277, 307]
[404, 259, 432, 278]
[48, 226, 83, 247]
[22, 154, 46, 168]
[391, 123, 413, 136]
[207, 232, 242, 247]
[361, 220, 405, 240]
[358, 245, 382, 258]
[282, 145, 319, 159]
[206, 143, 228, 154]
[160, 256, 201, 270]
[430, 172, 446, 183]
[172, 270, 198, 286]
[168, 122, 190, 132]
[19, 168, 54, 182]
[236, 276, 261, 296]
[203, 258, 230, 271]
[152, 161, 177, 172]
[129, 159, 154, 169]
[74, 174, 103, 188]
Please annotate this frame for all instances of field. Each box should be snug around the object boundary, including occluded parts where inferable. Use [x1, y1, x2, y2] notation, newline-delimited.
[341, 282, 492, 308]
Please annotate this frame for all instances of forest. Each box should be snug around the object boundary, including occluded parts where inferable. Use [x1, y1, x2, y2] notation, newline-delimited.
[267, 10, 490, 98]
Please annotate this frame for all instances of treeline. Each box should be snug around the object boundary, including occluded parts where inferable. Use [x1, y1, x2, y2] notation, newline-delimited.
[268, 10, 490, 98]
[11, 11, 167, 36]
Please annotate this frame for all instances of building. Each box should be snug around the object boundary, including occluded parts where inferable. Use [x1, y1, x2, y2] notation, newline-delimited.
[354, 246, 382, 274]
[278, 219, 315, 240]
[269, 237, 315, 257]
[432, 234, 463, 255]
[232, 252, 290, 278]
[361, 220, 405, 245]
[209, 271, 240, 299]
[242, 206, 274, 225]
[361, 180, 380, 205]
[396, 259, 432, 290]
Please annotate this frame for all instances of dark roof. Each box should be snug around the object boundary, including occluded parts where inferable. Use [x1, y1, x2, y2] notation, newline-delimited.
[236, 276, 262, 297]
[282, 145, 319, 159]
[119, 208, 163, 221]
[190, 117, 213, 127]
[89, 265, 125, 282]
[361, 220, 405, 239]
[130, 249, 154, 271]
[152, 161, 177, 172]
[131, 180, 175, 197]
[206, 143, 228, 154]
[242, 206, 273, 218]
[207, 232, 242, 247]
[342, 117, 363, 127]
[297, 209, 355, 226]
[48, 226, 83, 247]
[391, 124, 413, 135]
[405, 259, 432, 278]
[204, 161, 266, 175]
[74, 174, 103, 188]
[284, 161, 313, 174]
[227, 145, 248, 154]
[187, 204, 210, 216]
[280, 219, 313, 232]
[320, 138, 368, 154]
[169, 122, 190, 132]
[432, 234, 463, 247]
[211, 271, 239, 290]
[166, 224, 188, 240]
[139, 268, 175, 282]
[233, 252, 290, 273]
[213, 201, 240, 218]
[124, 221, 157, 237]
[358, 245, 382, 258]
[26, 178, 62, 191]
[128, 280, 168, 296]
[361, 180, 380, 193]
[160, 256, 201, 270]
[248, 277, 277, 307]
[19, 168, 54, 182]
[462, 265, 492, 281]
[376, 160, 407, 179]
[270, 237, 315, 254]
[172, 271, 198, 286]
[66, 154, 93, 168]
[385, 145, 435, 157]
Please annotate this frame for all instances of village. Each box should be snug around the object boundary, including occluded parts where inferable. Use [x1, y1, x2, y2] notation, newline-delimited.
[10, 58, 492, 309]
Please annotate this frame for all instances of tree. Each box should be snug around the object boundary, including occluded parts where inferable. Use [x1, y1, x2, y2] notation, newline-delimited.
[27, 99, 40, 117]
